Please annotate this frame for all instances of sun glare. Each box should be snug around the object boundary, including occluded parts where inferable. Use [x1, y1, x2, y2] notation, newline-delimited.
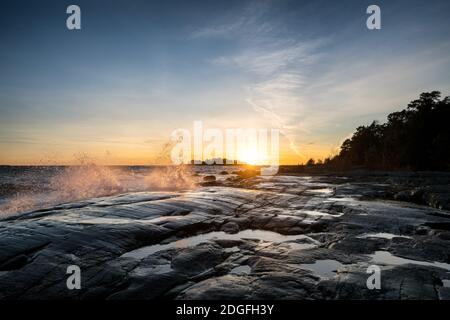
[239, 148, 264, 165]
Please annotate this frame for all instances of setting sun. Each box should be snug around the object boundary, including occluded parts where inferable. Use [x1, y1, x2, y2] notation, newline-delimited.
[238, 148, 265, 165]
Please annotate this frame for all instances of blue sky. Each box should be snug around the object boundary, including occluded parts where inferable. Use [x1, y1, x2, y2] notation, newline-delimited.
[1, 0, 449, 164]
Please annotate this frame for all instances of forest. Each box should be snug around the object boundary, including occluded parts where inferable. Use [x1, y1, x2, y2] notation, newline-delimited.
[311, 91, 450, 171]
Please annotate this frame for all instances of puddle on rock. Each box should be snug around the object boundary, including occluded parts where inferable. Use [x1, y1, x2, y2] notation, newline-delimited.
[122, 229, 319, 260]
[324, 197, 357, 203]
[298, 210, 343, 217]
[358, 233, 412, 240]
[299, 259, 344, 278]
[230, 265, 251, 275]
[305, 188, 334, 196]
[370, 251, 450, 271]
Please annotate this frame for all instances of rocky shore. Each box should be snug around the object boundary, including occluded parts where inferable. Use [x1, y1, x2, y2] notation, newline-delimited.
[1, 173, 450, 299]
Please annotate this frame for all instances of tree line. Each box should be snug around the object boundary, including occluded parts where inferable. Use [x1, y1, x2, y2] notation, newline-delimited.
[310, 91, 450, 171]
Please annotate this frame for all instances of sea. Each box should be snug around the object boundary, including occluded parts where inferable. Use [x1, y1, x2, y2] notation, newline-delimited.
[0, 165, 240, 218]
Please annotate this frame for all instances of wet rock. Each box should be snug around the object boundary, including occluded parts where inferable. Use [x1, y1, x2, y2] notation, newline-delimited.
[177, 275, 253, 299]
[1, 173, 450, 300]
[221, 222, 240, 234]
[171, 244, 223, 277]
[422, 187, 450, 210]
[394, 189, 422, 202]
[0, 254, 29, 271]
[237, 169, 259, 179]
[416, 225, 431, 235]
[108, 272, 187, 300]
[203, 175, 216, 182]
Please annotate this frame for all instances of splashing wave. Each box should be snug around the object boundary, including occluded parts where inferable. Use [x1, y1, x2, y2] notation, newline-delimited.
[0, 164, 197, 217]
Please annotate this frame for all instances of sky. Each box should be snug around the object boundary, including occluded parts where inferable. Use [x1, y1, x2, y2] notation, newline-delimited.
[0, 0, 449, 165]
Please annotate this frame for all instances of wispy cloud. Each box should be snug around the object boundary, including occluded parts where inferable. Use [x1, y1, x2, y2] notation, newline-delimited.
[197, 1, 326, 160]
[190, 0, 274, 39]
[212, 40, 322, 76]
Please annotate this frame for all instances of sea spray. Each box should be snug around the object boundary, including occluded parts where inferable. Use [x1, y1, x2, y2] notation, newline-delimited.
[0, 164, 198, 218]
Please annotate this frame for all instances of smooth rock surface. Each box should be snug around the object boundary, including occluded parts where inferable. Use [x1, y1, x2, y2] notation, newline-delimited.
[1, 174, 450, 300]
